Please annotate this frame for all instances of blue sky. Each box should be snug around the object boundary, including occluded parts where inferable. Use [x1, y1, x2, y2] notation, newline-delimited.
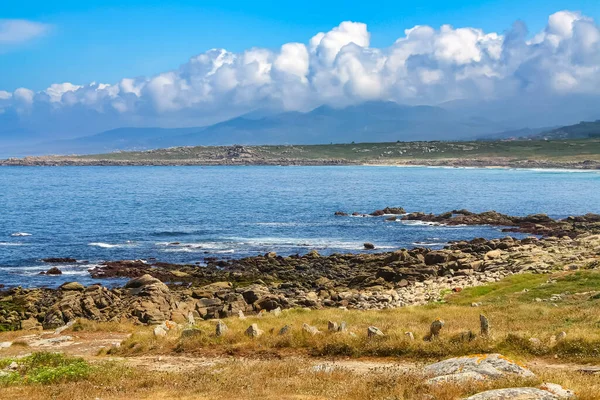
[3, 0, 600, 92]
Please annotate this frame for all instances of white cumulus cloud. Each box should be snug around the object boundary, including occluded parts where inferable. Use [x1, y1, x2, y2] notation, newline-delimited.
[2, 10, 600, 138]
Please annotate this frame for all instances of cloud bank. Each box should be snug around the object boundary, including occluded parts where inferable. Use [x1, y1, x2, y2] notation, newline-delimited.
[2, 11, 600, 139]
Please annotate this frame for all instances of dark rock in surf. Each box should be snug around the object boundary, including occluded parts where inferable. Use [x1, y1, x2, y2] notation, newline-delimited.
[46, 267, 63, 275]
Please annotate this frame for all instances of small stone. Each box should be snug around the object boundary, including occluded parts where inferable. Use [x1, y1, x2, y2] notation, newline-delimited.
[187, 312, 195, 325]
[270, 307, 282, 317]
[367, 326, 384, 338]
[215, 320, 228, 337]
[278, 325, 291, 335]
[180, 328, 202, 339]
[245, 324, 263, 338]
[328, 321, 338, 332]
[238, 310, 246, 320]
[425, 319, 444, 341]
[556, 331, 567, 341]
[302, 323, 320, 335]
[338, 321, 347, 333]
[529, 337, 542, 347]
[153, 326, 168, 337]
[405, 331, 415, 341]
[480, 314, 490, 337]
[471, 302, 481, 307]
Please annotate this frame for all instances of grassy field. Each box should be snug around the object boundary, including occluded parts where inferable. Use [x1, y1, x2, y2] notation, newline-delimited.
[68, 138, 600, 163]
[3, 270, 600, 399]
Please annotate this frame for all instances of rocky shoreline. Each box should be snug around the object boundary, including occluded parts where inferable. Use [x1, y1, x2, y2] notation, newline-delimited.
[2, 156, 600, 169]
[2, 207, 599, 331]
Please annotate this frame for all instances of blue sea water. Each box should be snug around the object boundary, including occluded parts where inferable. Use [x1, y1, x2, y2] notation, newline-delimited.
[1, 166, 599, 288]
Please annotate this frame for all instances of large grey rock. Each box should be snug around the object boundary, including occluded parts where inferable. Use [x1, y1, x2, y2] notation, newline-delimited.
[425, 354, 535, 381]
[465, 388, 558, 400]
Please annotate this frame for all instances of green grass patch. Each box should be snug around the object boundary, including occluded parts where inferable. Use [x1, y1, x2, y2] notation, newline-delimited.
[448, 271, 600, 306]
[0, 352, 91, 386]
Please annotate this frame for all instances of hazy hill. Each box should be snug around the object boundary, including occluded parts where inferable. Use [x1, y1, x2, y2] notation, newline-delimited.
[533, 120, 600, 140]
[19, 101, 511, 155]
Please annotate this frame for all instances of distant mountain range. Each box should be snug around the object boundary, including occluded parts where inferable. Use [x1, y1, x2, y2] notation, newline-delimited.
[6, 101, 514, 155]
[2, 101, 600, 157]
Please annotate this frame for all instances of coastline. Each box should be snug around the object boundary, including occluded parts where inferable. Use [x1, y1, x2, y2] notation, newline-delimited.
[1, 157, 599, 170]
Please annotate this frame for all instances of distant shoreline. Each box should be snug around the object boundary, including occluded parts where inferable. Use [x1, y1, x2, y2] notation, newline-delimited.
[2, 139, 600, 170]
[1, 158, 600, 170]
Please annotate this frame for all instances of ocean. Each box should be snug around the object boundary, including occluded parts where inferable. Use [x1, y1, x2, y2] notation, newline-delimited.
[1, 165, 599, 288]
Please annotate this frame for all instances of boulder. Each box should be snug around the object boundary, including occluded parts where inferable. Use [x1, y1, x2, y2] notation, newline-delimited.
[424, 354, 535, 381]
[241, 284, 270, 304]
[465, 388, 559, 400]
[364, 243, 375, 250]
[425, 251, 450, 265]
[60, 282, 85, 291]
[46, 267, 63, 275]
[125, 274, 169, 292]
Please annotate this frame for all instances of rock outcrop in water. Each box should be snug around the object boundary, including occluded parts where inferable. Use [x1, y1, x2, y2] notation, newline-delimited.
[340, 208, 600, 238]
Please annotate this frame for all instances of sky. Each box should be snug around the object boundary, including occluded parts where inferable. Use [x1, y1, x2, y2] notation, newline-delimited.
[3, 0, 600, 91]
[2, 1, 600, 140]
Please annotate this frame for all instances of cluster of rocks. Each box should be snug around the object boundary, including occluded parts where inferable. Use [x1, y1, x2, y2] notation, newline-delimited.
[1, 232, 599, 330]
[338, 207, 600, 238]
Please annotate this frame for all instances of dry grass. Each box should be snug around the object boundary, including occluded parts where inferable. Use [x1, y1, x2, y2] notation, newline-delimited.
[2, 357, 600, 400]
